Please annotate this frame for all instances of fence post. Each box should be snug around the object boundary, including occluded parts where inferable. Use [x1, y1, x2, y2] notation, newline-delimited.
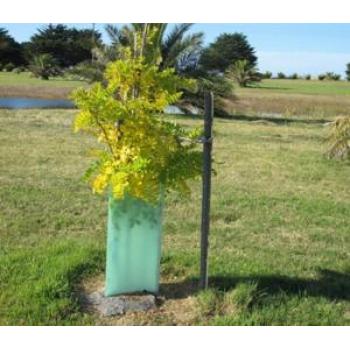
[199, 91, 214, 290]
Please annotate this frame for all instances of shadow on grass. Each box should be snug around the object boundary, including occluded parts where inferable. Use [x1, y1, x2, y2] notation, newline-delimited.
[245, 85, 292, 91]
[160, 269, 350, 301]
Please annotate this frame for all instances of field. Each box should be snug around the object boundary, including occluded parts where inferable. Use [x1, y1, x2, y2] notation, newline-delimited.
[1, 108, 349, 325]
[0, 72, 85, 99]
[2, 72, 350, 118]
[231, 79, 350, 118]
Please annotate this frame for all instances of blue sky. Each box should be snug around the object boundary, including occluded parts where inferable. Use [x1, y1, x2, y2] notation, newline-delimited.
[2, 23, 350, 76]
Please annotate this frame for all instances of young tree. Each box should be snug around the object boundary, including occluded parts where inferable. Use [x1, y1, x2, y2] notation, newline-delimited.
[72, 29, 203, 203]
[225, 59, 261, 87]
[199, 33, 257, 73]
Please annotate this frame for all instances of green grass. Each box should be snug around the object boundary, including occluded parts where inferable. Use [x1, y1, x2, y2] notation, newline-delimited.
[240, 79, 350, 96]
[0, 72, 84, 88]
[1, 109, 349, 325]
[230, 79, 350, 118]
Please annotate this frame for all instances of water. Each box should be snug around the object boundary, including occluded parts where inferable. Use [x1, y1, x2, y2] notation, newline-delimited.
[0, 97, 75, 109]
[0, 97, 185, 114]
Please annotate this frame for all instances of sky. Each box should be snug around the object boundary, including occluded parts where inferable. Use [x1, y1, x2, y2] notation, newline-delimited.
[2, 23, 350, 76]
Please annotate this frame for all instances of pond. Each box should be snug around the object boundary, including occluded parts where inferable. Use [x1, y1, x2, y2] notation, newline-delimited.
[0, 97, 185, 114]
[0, 97, 75, 109]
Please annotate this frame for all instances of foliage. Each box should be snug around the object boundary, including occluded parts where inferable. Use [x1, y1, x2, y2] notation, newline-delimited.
[277, 72, 286, 79]
[262, 71, 273, 79]
[345, 63, 350, 81]
[304, 74, 311, 80]
[24, 24, 102, 68]
[28, 53, 60, 80]
[226, 59, 261, 87]
[3, 62, 15, 72]
[76, 24, 204, 83]
[179, 71, 234, 116]
[289, 73, 298, 79]
[199, 33, 257, 73]
[12, 66, 26, 74]
[326, 116, 350, 160]
[72, 46, 202, 203]
[0, 28, 25, 66]
[319, 72, 341, 81]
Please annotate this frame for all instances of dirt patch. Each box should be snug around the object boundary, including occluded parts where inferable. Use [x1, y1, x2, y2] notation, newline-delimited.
[78, 274, 200, 325]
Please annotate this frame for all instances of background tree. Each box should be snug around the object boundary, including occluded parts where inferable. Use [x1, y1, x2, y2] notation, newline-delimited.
[199, 33, 257, 73]
[318, 72, 341, 81]
[262, 71, 273, 79]
[73, 23, 235, 116]
[95, 23, 204, 73]
[225, 59, 261, 87]
[289, 73, 299, 79]
[346, 63, 350, 81]
[25, 24, 102, 68]
[0, 28, 25, 66]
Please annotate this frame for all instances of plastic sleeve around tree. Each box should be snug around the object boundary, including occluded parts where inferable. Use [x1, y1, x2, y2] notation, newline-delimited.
[105, 192, 163, 296]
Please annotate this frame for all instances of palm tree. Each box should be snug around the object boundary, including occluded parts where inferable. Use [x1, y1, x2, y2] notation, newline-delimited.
[73, 23, 233, 115]
[226, 59, 261, 87]
[104, 23, 203, 71]
[28, 54, 59, 80]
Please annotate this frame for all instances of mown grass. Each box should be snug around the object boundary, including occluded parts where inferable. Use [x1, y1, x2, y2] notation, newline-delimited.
[0, 72, 84, 87]
[246, 79, 350, 96]
[0, 72, 85, 99]
[0, 109, 350, 325]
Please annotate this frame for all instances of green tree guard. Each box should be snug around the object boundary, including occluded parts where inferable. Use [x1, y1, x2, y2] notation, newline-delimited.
[105, 194, 163, 296]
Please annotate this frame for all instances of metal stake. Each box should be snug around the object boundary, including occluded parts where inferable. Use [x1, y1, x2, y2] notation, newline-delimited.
[199, 91, 214, 290]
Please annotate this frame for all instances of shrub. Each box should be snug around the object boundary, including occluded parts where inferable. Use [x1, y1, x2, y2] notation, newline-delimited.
[277, 72, 286, 79]
[262, 71, 273, 79]
[12, 66, 26, 74]
[304, 74, 311, 80]
[289, 73, 298, 79]
[4, 62, 15, 72]
[318, 74, 326, 81]
[326, 116, 350, 160]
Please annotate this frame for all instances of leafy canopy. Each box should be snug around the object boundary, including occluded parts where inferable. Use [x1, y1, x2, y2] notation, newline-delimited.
[199, 33, 257, 73]
[25, 24, 102, 68]
[72, 38, 203, 203]
[225, 59, 261, 87]
[0, 28, 24, 66]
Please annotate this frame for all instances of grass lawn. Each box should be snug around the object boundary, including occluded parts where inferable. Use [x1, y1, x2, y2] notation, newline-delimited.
[0, 72, 84, 88]
[244, 79, 350, 96]
[0, 72, 85, 99]
[231, 79, 350, 119]
[1, 109, 349, 325]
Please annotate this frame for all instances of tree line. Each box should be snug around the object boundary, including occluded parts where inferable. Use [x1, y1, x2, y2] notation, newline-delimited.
[0, 24, 261, 114]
